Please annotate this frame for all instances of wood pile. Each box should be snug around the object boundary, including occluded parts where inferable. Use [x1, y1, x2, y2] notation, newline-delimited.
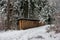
[18, 19, 45, 30]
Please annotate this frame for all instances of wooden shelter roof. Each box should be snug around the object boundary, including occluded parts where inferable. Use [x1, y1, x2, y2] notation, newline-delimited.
[17, 18, 40, 21]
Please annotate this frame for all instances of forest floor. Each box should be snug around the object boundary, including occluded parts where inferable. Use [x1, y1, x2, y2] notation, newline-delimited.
[0, 25, 60, 40]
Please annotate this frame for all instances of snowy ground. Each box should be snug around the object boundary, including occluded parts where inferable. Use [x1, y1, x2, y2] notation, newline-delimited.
[0, 25, 60, 40]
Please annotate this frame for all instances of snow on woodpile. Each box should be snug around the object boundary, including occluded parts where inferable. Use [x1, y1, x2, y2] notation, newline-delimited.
[0, 25, 60, 40]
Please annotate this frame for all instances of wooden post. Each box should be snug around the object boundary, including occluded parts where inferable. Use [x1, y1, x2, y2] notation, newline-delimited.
[20, 20, 22, 30]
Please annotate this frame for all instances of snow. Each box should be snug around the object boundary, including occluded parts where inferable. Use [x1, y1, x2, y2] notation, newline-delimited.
[0, 25, 60, 40]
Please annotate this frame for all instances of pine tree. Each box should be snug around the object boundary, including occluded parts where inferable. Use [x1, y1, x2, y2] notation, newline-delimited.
[40, 4, 56, 24]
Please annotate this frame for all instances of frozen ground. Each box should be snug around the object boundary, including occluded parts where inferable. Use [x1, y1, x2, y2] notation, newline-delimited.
[0, 25, 60, 40]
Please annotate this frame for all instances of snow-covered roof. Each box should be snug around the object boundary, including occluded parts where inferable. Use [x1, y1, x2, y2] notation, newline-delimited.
[18, 18, 40, 21]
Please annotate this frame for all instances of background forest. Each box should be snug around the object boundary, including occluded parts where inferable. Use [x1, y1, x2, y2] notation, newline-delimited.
[0, 0, 57, 30]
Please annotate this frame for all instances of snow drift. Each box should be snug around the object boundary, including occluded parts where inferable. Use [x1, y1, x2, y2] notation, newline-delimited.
[0, 25, 60, 40]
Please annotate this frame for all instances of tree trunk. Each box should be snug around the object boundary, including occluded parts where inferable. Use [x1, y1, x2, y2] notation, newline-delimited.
[23, 0, 28, 18]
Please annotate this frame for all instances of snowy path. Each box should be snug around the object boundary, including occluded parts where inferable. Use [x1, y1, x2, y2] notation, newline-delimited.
[0, 25, 60, 40]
